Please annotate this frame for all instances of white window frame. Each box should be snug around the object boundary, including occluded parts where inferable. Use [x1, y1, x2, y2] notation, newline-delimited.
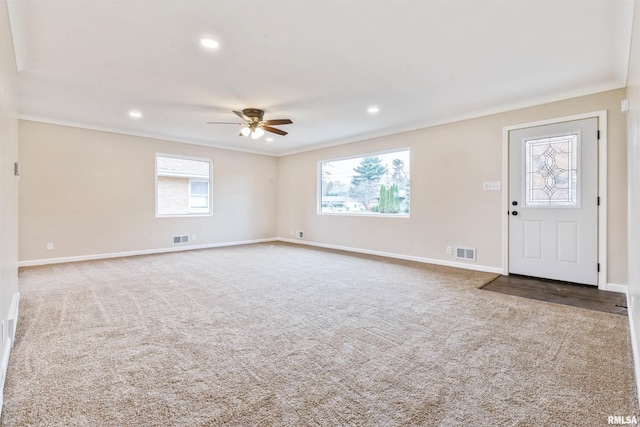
[318, 147, 410, 218]
[155, 153, 213, 218]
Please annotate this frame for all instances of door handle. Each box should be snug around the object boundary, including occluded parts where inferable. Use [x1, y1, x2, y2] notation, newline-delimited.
[512, 211, 518, 216]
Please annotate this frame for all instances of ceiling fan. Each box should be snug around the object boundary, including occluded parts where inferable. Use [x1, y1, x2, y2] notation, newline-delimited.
[207, 108, 292, 139]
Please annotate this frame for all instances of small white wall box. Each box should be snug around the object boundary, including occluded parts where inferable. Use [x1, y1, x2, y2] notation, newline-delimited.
[622, 99, 631, 113]
[483, 181, 501, 191]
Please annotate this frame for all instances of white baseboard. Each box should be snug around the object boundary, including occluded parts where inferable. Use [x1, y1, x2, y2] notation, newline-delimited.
[277, 238, 503, 274]
[17, 238, 278, 267]
[627, 293, 640, 411]
[19, 237, 622, 289]
[0, 336, 9, 417]
[604, 282, 628, 294]
[1, 292, 20, 417]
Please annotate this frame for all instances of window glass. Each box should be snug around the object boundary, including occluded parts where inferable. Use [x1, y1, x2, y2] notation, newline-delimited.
[524, 134, 578, 206]
[320, 149, 410, 216]
[156, 155, 212, 216]
[189, 180, 209, 209]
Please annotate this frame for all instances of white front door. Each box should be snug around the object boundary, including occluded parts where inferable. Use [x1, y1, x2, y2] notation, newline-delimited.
[508, 118, 598, 285]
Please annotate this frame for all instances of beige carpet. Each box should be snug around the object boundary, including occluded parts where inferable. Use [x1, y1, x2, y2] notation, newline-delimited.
[1, 242, 636, 426]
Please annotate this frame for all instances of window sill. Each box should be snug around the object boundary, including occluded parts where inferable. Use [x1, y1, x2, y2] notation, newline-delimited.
[156, 213, 213, 218]
[318, 212, 410, 218]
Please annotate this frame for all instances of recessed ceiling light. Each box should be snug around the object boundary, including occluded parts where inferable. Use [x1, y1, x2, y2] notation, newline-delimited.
[266, 137, 274, 142]
[129, 110, 142, 119]
[200, 38, 219, 49]
[367, 106, 380, 114]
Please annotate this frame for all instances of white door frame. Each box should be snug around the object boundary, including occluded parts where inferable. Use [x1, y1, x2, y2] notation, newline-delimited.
[502, 110, 608, 290]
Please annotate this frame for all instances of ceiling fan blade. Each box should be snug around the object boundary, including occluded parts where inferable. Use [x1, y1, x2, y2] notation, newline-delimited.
[206, 121, 243, 125]
[261, 125, 288, 136]
[262, 119, 292, 126]
[233, 110, 247, 121]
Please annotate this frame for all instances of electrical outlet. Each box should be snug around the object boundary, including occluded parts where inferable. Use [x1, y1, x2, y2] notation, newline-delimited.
[46, 242, 54, 251]
[447, 246, 452, 255]
[296, 230, 304, 239]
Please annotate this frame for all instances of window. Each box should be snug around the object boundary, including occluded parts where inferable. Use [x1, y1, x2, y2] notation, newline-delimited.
[319, 149, 410, 216]
[156, 154, 212, 216]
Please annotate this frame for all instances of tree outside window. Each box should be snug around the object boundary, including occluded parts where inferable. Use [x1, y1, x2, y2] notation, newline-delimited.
[320, 149, 410, 215]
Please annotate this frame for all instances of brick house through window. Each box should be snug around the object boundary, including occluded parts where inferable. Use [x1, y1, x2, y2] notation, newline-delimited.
[156, 155, 211, 216]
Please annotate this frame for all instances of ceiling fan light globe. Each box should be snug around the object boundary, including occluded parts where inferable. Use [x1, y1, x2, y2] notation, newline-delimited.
[251, 128, 265, 139]
[240, 127, 251, 137]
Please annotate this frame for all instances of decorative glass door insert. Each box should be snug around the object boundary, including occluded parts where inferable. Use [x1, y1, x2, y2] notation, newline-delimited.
[524, 133, 579, 207]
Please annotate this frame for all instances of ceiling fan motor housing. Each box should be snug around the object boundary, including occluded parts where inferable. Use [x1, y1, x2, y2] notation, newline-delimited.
[243, 108, 265, 121]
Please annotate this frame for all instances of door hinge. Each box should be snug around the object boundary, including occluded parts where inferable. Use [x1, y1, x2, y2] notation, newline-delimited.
[597, 130, 601, 140]
[597, 263, 601, 272]
[597, 196, 600, 206]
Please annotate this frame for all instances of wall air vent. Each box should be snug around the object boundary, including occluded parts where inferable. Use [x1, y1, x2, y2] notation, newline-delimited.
[455, 247, 476, 262]
[173, 235, 189, 245]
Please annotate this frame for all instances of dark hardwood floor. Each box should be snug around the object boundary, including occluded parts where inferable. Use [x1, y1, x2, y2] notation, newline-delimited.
[481, 274, 628, 316]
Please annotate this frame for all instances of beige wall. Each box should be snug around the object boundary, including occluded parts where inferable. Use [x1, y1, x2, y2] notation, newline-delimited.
[277, 89, 628, 285]
[628, 0, 640, 307]
[0, 0, 19, 345]
[16, 89, 629, 285]
[626, 0, 640, 396]
[18, 121, 277, 262]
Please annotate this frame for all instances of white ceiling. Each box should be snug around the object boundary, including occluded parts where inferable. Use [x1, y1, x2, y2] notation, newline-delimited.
[7, 0, 635, 156]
